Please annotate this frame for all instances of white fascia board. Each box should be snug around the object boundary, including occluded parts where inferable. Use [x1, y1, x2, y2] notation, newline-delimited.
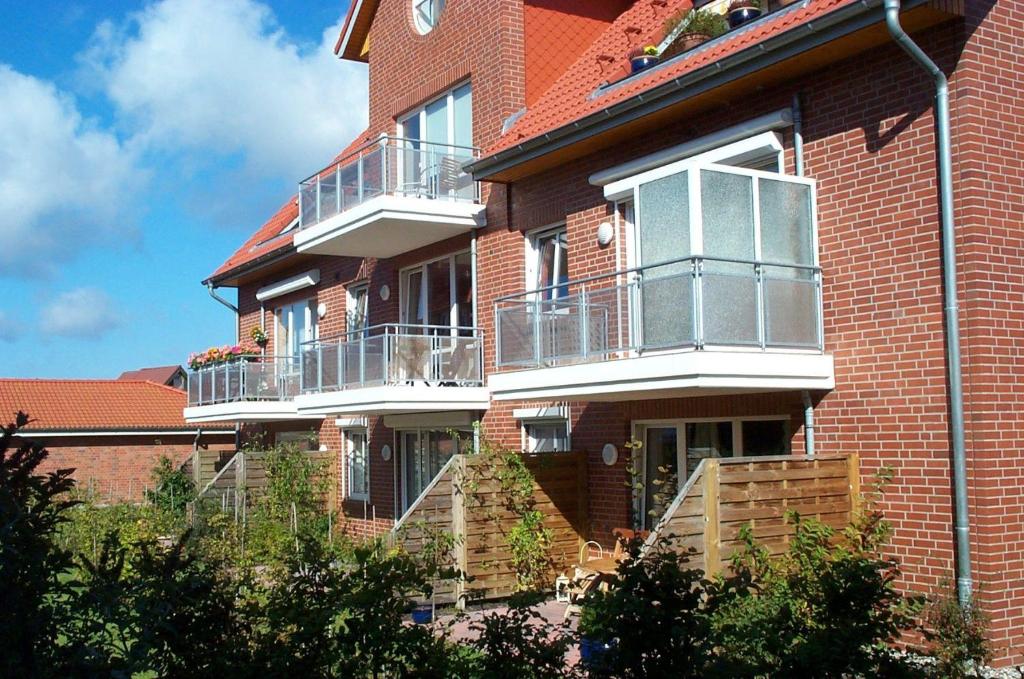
[512, 406, 567, 420]
[594, 111, 792, 197]
[295, 385, 491, 417]
[255, 269, 320, 302]
[184, 401, 321, 423]
[336, 0, 364, 57]
[16, 429, 233, 438]
[489, 351, 834, 402]
[293, 195, 485, 257]
[335, 416, 369, 428]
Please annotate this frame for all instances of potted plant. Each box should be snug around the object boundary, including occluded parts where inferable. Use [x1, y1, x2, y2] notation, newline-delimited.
[728, 0, 764, 28]
[250, 325, 268, 349]
[410, 599, 434, 624]
[661, 8, 729, 59]
[628, 45, 660, 73]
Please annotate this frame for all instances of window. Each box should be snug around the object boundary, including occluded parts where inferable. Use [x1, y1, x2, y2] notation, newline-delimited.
[412, 0, 445, 34]
[277, 430, 315, 451]
[400, 251, 474, 332]
[274, 299, 317, 357]
[632, 417, 790, 530]
[345, 430, 369, 501]
[524, 420, 570, 453]
[526, 225, 569, 300]
[346, 283, 369, 336]
[400, 428, 472, 511]
[398, 84, 473, 200]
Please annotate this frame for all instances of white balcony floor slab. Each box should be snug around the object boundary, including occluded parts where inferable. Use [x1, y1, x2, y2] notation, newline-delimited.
[294, 195, 485, 258]
[295, 385, 491, 416]
[488, 351, 834, 402]
[184, 401, 321, 424]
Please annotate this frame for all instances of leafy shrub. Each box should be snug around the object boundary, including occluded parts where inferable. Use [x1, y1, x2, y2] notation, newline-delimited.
[0, 412, 78, 677]
[923, 587, 991, 678]
[144, 453, 195, 516]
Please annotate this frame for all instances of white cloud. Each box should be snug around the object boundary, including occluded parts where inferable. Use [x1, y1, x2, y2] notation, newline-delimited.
[39, 287, 120, 339]
[83, 0, 368, 181]
[0, 65, 140, 276]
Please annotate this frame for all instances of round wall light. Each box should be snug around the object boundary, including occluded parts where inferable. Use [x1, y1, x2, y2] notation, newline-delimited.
[317, 302, 328, 319]
[381, 444, 392, 461]
[602, 443, 618, 466]
[597, 221, 614, 247]
[380, 284, 391, 301]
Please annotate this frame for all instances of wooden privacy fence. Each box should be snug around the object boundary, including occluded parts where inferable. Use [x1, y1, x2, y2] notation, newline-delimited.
[391, 451, 589, 604]
[194, 449, 335, 509]
[645, 454, 860, 574]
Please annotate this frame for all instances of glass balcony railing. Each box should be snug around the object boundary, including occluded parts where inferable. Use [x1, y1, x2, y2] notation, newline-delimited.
[300, 324, 484, 393]
[187, 356, 301, 406]
[494, 255, 823, 370]
[298, 137, 480, 230]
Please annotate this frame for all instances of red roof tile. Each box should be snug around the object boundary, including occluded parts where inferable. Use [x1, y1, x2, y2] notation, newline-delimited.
[117, 365, 184, 385]
[0, 379, 231, 432]
[207, 128, 373, 283]
[487, 0, 858, 157]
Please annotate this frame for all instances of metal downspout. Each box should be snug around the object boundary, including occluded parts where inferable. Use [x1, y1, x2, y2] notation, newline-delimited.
[884, 0, 972, 605]
[206, 282, 240, 343]
[792, 93, 815, 459]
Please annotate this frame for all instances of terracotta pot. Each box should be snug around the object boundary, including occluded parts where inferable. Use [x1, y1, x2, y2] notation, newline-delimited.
[677, 32, 712, 52]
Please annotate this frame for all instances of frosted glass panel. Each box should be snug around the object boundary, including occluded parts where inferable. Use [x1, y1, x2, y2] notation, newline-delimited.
[764, 276, 819, 347]
[639, 171, 691, 349]
[701, 170, 754, 271]
[641, 272, 694, 349]
[701, 272, 757, 344]
[759, 178, 813, 277]
[638, 170, 689, 267]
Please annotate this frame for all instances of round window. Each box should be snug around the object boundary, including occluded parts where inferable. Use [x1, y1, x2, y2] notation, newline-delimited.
[412, 0, 445, 34]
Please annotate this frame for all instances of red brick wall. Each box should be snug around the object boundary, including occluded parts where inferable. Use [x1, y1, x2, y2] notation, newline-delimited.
[26, 433, 235, 502]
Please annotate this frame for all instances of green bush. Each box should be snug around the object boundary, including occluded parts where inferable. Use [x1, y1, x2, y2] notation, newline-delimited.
[144, 454, 195, 516]
[923, 587, 991, 678]
[466, 595, 576, 679]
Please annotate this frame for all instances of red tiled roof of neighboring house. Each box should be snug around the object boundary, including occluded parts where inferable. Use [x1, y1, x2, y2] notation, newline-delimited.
[207, 128, 373, 282]
[487, 0, 859, 157]
[0, 379, 231, 432]
[117, 365, 183, 385]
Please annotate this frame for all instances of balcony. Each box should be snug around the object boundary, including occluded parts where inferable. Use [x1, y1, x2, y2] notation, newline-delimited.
[292, 137, 485, 259]
[294, 324, 489, 416]
[491, 258, 833, 402]
[184, 356, 314, 423]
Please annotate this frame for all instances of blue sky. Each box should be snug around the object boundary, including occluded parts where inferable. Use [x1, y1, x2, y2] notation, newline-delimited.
[0, 0, 367, 378]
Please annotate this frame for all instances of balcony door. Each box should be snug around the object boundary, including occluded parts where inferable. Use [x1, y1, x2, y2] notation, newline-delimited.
[400, 252, 473, 332]
[400, 428, 472, 513]
[398, 83, 472, 199]
[632, 418, 789, 530]
[275, 299, 317, 389]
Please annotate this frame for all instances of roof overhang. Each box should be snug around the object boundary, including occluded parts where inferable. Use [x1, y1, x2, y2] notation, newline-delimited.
[15, 428, 234, 438]
[335, 0, 378, 62]
[468, 0, 959, 183]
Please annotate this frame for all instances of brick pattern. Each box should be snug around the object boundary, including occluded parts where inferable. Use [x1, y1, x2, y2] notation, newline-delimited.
[27, 434, 235, 502]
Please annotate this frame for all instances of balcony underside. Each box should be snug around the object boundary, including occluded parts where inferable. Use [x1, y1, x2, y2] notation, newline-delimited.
[184, 401, 321, 424]
[488, 351, 834, 402]
[294, 195, 485, 258]
[295, 385, 491, 416]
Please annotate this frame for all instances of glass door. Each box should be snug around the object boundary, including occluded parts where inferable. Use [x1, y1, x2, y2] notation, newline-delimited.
[641, 427, 680, 531]
[400, 429, 471, 512]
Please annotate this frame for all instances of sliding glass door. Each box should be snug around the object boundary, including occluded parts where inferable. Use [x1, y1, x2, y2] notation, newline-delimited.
[400, 428, 472, 512]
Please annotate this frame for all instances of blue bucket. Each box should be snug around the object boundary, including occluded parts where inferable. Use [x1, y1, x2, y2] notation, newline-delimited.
[410, 605, 433, 624]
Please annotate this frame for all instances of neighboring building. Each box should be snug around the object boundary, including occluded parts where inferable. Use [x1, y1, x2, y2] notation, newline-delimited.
[185, 0, 1023, 663]
[2, 379, 234, 501]
[118, 365, 188, 391]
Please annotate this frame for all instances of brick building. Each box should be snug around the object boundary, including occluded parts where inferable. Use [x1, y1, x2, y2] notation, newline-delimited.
[185, 0, 1023, 662]
[2, 379, 234, 501]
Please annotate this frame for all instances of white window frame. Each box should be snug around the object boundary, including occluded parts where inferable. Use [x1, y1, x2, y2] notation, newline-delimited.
[522, 419, 571, 453]
[346, 282, 369, 336]
[524, 222, 568, 296]
[412, 0, 445, 34]
[630, 416, 790, 527]
[397, 81, 471, 148]
[274, 298, 318, 358]
[344, 428, 370, 501]
[399, 250, 472, 333]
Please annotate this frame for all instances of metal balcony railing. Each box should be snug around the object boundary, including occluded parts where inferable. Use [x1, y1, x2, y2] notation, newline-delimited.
[300, 324, 484, 394]
[494, 255, 823, 370]
[298, 137, 481, 230]
[187, 356, 301, 406]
